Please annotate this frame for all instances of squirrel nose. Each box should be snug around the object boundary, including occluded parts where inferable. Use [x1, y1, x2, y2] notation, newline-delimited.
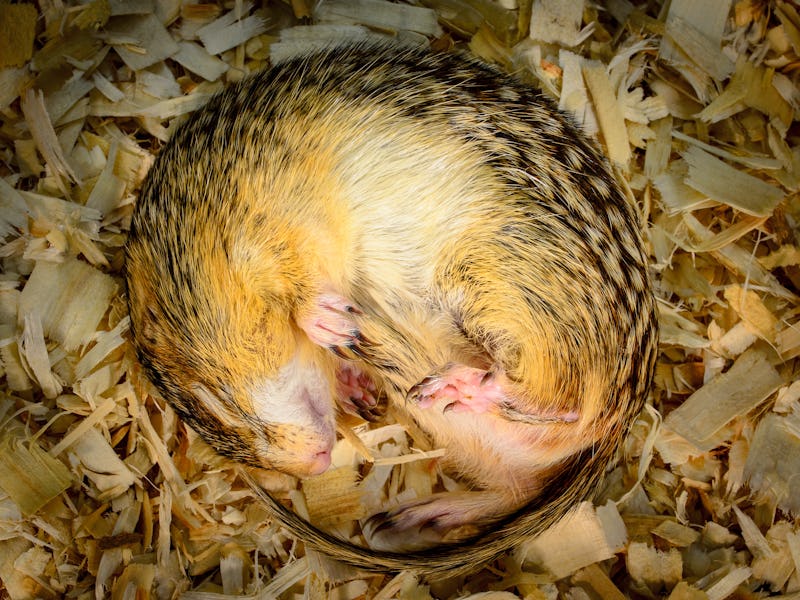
[306, 449, 331, 475]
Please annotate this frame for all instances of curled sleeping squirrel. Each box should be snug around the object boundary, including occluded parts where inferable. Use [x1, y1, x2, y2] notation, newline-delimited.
[126, 42, 658, 574]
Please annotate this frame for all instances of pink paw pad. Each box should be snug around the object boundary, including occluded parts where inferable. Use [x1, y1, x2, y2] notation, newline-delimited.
[336, 363, 384, 421]
[409, 365, 505, 414]
[409, 365, 581, 425]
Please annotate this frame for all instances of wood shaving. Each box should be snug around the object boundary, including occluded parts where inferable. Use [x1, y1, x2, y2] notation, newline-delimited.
[1, 1, 799, 598]
[0, 4, 37, 69]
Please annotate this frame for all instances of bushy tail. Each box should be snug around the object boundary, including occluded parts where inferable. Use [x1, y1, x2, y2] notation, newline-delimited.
[240, 442, 611, 577]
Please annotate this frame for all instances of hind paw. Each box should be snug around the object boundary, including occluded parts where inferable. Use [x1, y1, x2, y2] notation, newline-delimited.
[408, 364, 580, 425]
[407, 364, 505, 414]
[363, 494, 483, 551]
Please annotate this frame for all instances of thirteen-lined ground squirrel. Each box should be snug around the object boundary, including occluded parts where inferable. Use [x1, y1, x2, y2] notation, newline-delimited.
[126, 42, 657, 574]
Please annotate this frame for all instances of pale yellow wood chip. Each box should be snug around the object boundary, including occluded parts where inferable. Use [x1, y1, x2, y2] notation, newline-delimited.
[653, 172, 713, 214]
[111, 563, 156, 599]
[627, 541, 683, 591]
[786, 531, 800, 585]
[652, 520, 702, 547]
[372, 447, 446, 466]
[173, 41, 229, 81]
[105, 14, 180, 70]
[558, 49, 598, 135]
[196, 5, 267, 55]
[572, 563, 627, 600]
[760, 245, 800, 271]
[301, 466, 368, 528]
[270, 25, 375, 65]
[723, 285, 779, 343]
[71, 0, 111, 29]
[699, 58, 793, 128]
[0, 434, 72, 516]
[777, 323, 800, 360]
[20, 313, 63, 400]
[135, 91, 218, 120]
[744, 412, 800, 515]
[48, 396, 118, 456]
[0, 332, 32, 393]
[0, 4, 37, 68]
[582, 61, 631, 167]
[665, 0, 731, 49]
[681, 215, 768, 254]
[85, 140, 127, 216]
[529, 0, 584, 46]
[704, 566, 753, 600]
[314, 0, 440, 36]
[68, 427, 138, 498]
[667, 581, 709, 600]
[672, 129, 782, 170]
[776, 2, 800, 57]
[664, 17, 734, 81]
[18, 258, 118, 353]
[254, 555, 310, 598]
[644, 116, 673, 179]
[0, 538, 39, 600]
[44, 77, 95, 127]
[219, 546, 248, 595]
[681, 213, 795, 299]
[20, 89, 80, 197]
[516, 502, 627, 579]
[681, 146, 784, 217]
[73, 317, 130, 380]
[663, 348, 784, 451]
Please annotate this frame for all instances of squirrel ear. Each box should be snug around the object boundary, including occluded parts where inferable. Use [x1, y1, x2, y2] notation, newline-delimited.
[191, 383, 243, 429]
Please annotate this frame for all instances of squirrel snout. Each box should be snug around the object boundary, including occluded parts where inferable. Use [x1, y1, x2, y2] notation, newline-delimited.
[306, 449, 332, 476]
[259, 427, 334, 478]
[248, 372, 337, 478]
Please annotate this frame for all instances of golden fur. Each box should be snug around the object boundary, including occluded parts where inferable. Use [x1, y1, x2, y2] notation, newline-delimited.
[126, 42, 657, 573]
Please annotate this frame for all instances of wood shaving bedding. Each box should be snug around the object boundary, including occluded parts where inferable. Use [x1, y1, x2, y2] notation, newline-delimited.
[0, 1, 799, 598]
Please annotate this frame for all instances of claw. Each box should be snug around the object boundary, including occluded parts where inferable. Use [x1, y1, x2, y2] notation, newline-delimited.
[364, 512, 393, 535]
[408, 364, 503, 413]
[363, 492, 497, 551]
[330, 345, 348, 359]
[347, 394, 384, 421]
[297, 290, 363, 350]
[336, 363, 386, 421]
[354, 331, 374, 346]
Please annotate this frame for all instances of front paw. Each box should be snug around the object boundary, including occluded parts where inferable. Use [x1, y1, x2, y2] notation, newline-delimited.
[336, 363, 385, 422]
[297, 292, 370, 357]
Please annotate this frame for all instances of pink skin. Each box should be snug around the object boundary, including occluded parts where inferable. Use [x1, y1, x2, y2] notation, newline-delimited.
[298, 291, 578, 425]
[410, 364, 505, 414]
[410, 364, 580, 424]
[296, 291, 382, 420]
[336, 362, 379, 417]
[306, 449, 332, 475]
[294, 290, 584, 541]
[296, 292, 362, 348]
